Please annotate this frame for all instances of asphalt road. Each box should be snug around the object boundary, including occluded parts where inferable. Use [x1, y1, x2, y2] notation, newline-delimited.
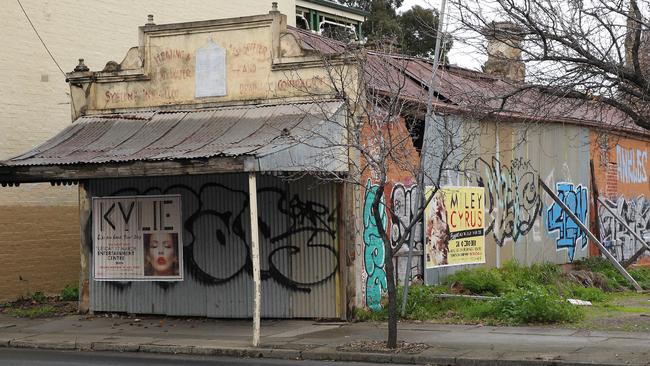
[0, 348, 415, 366]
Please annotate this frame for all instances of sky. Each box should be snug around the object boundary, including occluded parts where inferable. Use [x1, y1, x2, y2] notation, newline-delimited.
[396, 0, 485, 70]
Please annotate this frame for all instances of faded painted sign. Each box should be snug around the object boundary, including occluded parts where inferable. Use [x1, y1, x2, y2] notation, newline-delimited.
[425, 187, 486, 268]
[92, 195, 183, 281]
[195, 39, 227, 98]
[616, 145, 648, 184]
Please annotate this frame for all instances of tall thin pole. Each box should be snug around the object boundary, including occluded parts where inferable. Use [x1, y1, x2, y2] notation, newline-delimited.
[422, 0, 449, 286]
[248, 172, 261, 347]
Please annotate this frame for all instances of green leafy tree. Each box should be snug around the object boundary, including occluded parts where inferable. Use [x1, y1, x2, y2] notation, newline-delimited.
[398, 5, 452, 59]
[336, 1, 450, 59]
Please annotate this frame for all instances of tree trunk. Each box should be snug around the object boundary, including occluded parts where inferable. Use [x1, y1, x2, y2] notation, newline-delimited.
[384, 239, 398, 348]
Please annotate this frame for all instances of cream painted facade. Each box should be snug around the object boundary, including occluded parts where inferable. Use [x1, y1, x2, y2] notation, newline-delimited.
[0, 0, 296, 301]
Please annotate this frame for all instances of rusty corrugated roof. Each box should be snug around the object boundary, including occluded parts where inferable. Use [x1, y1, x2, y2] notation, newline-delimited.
[4, 100, 345, 168]
[288, 27, 648, 135]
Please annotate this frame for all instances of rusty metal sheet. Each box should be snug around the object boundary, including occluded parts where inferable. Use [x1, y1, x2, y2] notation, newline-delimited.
[3, 101, 347, 171]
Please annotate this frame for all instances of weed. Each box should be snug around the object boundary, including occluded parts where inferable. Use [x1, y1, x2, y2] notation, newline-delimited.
[29, 292, 47, 303]
[574, 257, 650, 290]
[444, 268, 507, 296]
[493, 285, 584, 325]
[60, 285, 79, 301]
[566, 285, 607, 302]
[354, 307, 387, 321]
[501, 261, 562, 289]
[7, 305, 56, 318]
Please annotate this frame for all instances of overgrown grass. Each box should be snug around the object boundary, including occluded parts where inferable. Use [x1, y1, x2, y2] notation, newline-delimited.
[353, 259, 648, 326]
[574, 257, 650, 290]
[494, 285, 583, 325]
[7, 305, 56, 318]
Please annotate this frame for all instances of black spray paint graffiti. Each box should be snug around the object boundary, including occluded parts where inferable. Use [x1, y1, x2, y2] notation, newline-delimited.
[104, 182, 338, 292]
[390, 183, 422, 250]
[599, 196, 650, 262]
[475, 157, 543, 246]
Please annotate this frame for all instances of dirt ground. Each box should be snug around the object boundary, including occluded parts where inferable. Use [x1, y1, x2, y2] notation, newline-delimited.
[571, 292, 650, 332]
[0, 296, 77, 318]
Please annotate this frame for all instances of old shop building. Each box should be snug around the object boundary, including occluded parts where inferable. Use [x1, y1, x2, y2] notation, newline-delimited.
[1, 0, 368, 303]
[2, 8, 650, 318]
[0, 9, 356, 318]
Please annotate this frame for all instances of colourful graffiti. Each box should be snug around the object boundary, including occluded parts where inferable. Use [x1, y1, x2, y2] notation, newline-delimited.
[363, 180, 388, 311]
[475, 157, 542, 246]
[616, 145, 648, 184]
[599, 196, 650, 262]
[390, 183, 422, 250]
[546, 182, 588, 261]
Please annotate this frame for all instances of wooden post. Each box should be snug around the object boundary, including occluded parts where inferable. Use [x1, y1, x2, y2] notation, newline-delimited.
[248, 172, 261, 347]
[78, 181, 92, 313]
[539, 179, 643, 292]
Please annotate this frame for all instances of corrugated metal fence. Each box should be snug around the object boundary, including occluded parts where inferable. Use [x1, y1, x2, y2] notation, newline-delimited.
[88, 173, 339, 318]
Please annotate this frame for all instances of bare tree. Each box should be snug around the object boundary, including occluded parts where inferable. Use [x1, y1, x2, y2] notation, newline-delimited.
[451, 0, 650, 131]
[280, 33, 481, 348]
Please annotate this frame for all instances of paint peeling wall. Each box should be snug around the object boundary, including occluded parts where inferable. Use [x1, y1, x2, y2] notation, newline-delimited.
[591, 132, 650, 266]
[422, 117, 592, 283]
[356, 117, 422, 311]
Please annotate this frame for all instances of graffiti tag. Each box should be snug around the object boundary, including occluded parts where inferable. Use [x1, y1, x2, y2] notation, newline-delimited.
[616, 145, 648, 184]
[546, 182, 588, 262]
[475, 157, 542, 246]
[599, 196, 650, 262]
[363, 180, 387, 311]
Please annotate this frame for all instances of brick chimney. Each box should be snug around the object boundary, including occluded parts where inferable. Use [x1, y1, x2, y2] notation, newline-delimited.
[483, 21, 525, 82]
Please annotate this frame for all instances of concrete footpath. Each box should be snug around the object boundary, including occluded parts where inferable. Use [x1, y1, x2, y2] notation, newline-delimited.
[0, 314, 648, 366]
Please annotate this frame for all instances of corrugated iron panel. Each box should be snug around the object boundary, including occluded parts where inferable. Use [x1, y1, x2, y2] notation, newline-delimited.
[88, 173, 338, 318]
[5, 101, 346, 170]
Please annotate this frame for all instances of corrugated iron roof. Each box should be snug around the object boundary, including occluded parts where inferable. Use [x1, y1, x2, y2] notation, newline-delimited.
[288, 27, 648, 135]
[4, 100, 346, 168]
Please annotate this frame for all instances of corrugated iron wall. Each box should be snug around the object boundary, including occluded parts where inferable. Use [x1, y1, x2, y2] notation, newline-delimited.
[423, 116, 592, 284]
[88, 173, 339, 318]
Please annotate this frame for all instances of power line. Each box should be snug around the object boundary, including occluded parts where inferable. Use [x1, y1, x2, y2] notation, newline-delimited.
[16, 0, 66, 76]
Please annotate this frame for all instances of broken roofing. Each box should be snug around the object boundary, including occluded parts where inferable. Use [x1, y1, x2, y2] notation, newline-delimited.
[289, 26, 646, 136]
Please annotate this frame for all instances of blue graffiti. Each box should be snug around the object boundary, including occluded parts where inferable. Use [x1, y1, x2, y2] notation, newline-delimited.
[363, 180, 388, 311]
[546, 182, 588, 262]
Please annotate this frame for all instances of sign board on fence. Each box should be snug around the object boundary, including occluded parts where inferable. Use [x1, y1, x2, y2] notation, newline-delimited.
[425, 187, 485, 268]
[92, 195, 183, 281]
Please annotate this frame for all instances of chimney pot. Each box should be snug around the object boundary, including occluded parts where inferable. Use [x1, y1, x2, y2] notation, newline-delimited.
[483, 21, 525, 82]
[74, 58, 89, 72]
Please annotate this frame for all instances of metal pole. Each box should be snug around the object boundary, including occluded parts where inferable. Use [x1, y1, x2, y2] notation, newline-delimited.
[420, 0, 448, 289]
[248, 172, 261, 347]
[539, 179, 642, 292]
[597, 196, 650, 254]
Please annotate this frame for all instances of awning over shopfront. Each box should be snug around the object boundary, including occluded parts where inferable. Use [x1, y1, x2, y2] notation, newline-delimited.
[0, 100, 348, 184]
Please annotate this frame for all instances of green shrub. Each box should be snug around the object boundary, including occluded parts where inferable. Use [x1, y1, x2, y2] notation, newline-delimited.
[493, 285, 583, 325]
[444, 268, 508, 296]
[60, 285, 79, 301]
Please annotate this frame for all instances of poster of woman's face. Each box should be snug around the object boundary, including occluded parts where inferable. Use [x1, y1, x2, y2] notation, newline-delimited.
[425, 194, 450, 267]
[143, 232, 180, 277]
